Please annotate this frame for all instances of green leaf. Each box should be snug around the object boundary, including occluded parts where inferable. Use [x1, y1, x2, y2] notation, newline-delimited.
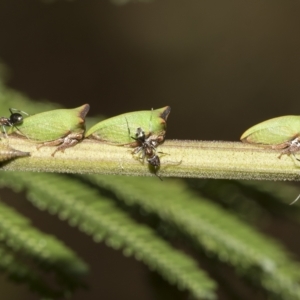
[0, 200, 88, 298]
[87, 175, 300, 300]
[0, 171, 217, 300]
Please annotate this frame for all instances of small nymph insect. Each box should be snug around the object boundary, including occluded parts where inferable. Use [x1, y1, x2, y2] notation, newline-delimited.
[85, 106, 171, 146]
[86, 107, 170, 178]
[0, 108, 28, 137]
[241, 115, 300, 158]
[132, 127, 165, 180]
[10, 104, 90, 156]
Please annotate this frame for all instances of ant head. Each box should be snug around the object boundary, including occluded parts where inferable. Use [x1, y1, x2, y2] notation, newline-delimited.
[10, 113, 23, 125]
[135, 127, 146, 141]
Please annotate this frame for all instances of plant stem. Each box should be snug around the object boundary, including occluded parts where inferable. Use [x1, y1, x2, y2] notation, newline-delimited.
[1, 137, 299, 181]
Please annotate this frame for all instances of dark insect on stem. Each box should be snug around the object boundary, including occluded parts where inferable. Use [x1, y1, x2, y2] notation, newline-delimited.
[0, 108, 28, 137]
[132, 127, 165, 181]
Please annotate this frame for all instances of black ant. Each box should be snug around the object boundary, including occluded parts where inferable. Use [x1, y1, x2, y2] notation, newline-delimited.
[0, 108, 27, 137]
[132, 127, 165, 180]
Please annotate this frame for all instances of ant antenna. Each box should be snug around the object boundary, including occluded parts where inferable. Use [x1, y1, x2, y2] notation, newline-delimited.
[148, 108, 153, 133]
[290, 194, 300, 205]
[125, 116, 131, 138]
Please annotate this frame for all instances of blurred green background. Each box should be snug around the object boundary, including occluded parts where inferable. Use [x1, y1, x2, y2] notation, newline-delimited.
[0, 0, 300, 299]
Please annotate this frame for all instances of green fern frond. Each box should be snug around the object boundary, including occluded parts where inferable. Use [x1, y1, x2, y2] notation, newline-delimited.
[0, 171, 217, 300]
[0, 243, 74, 298]
[1, 67, 300, 299]
[86, 175, 300, 300]
[238, 180, 299, 205]
[186, 179, 274, 226]
[187, 179, 300, 226]
[235, 180, 300, 221]
[0, 200, 88, 297]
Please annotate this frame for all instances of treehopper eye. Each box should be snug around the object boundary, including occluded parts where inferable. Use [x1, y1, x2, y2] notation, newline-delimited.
[10, 104, 90, 156]
[85, 106, 171, 147]
[240, 115, 300, 158]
